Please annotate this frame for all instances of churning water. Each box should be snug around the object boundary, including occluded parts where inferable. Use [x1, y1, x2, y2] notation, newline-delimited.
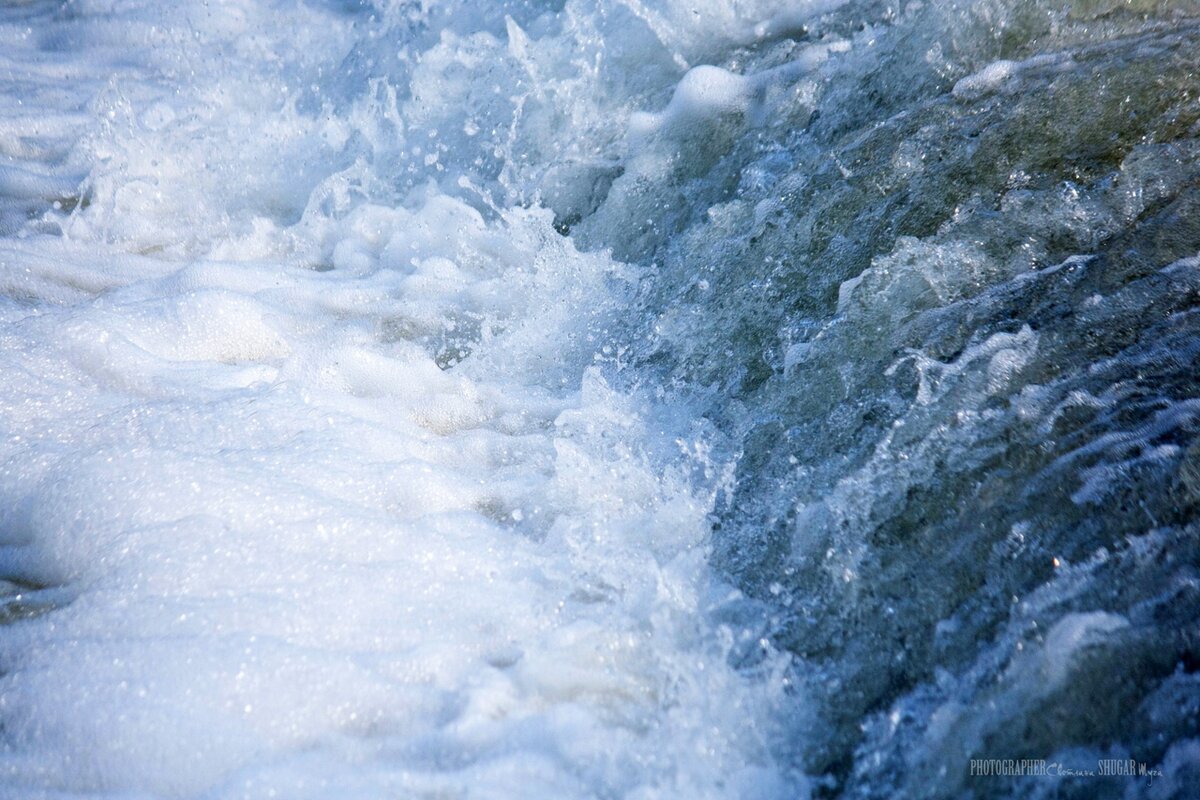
[0, 1, 1198, 798]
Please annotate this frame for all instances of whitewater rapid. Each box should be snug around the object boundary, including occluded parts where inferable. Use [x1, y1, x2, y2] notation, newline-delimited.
[0, 1, 817, 797]
[3, 1, 1200, 798]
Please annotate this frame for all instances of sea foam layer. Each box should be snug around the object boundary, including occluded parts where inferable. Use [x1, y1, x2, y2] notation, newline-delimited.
[3, 1, 1200, 799]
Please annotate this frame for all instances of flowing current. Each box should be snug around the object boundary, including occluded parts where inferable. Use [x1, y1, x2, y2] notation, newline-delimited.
[1, 1, 1199, 798]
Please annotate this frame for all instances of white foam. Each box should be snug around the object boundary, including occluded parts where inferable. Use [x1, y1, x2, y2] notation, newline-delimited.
[952, 53, 1070, 99]
[0, 2, 808, 796]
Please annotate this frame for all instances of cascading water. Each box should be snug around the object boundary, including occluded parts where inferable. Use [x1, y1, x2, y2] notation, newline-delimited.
[0, 1, 1197, 798]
